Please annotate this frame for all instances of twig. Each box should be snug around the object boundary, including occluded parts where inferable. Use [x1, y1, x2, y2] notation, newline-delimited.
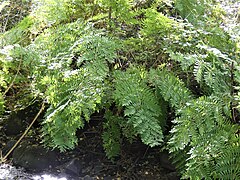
[2, 102, 45, 162]
[0, 150, 4, 163]
[3, 57, 22, 97]
[230, 61, 236, 123]
[2, 3, 12, 34]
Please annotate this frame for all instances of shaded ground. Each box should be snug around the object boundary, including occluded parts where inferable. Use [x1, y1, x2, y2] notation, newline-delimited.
[0, 113, 179, 180]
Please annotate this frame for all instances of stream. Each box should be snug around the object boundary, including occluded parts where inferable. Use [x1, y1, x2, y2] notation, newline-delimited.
[0, 164, 67, 180]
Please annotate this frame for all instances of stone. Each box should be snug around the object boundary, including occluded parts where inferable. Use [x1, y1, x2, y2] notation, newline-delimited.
[64, 158, 83, 177]
[82, 175, 94, 180]
[165, 172, 180, 180]
[2, 140, 17, 157]
[3, 112, 27, 136]
[3, 101, 44, 136]
[158, 151, 176, 171]
[12, 142, 59, 171]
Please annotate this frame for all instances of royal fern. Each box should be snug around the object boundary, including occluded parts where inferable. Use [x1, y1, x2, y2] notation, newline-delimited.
[113, 67, 166, 147]
[32, 26, 121, 151]
[150, 68, 240, 179]
[149, 68, 193, 109]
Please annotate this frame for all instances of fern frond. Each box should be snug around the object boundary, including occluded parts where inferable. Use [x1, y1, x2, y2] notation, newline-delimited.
[113, 67, 165, 147]
[149, 68, 193, 109]
[169, 52, 197, 71]
[175, 0, 207, 24]
[141, 8, 176, 37]
[102, 111, 122, 159]
[168, 95, 240, 179]
[0, 92, 4, 114]
[215, 142, 240, 180]
[42, 68, 107, 150]
[39, 32, 121, 151]
[193, 60, 207, 83]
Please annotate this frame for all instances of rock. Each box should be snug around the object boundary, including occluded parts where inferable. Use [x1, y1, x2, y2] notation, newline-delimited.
[64, 158, 83, 176]
[158, 151, 176, 171]
[165, 172, 180, 180]
[82, 175, 94, 180]
[2, 140, 17, 157]
[3, 101, 44, 136]
[3, 112, 27, 136]
[12, 142, 59, 171]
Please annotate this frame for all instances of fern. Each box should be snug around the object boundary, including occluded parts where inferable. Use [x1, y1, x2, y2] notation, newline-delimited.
[170, 96, 239, 179]
[41, 67, 106, 150]
[35, 29, 121, 151]
[215, 142, 240, 179]
[149, 68, 193, 109]
[100, 0, 137, 25]
[113, 67, 165, 147]
[0, 0, 31, 32]
[1, 0, 239, 177]
[1, 16, 34, 46]
[102, 111, 122, 159]
[175, 0, 209, 24]
[0, 44, 39, 109]
[0, 92, 4, 114]
[166, 23, 235, 97]
[141, 8, 176, 37]
[236, 65, 240, 113]
[150, 68, 240, 179]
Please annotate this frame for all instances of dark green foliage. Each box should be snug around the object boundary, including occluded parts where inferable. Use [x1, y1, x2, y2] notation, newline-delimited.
[0, 44, 38, 109]
[0, 92, 4, 113]
[215, 143, 240, 179]
[102, 111, 122, 159]
[41, 67, 107, 150]
[1, 16, 33, 47]
[150, 67, 239, 178]
[141, 8, 175, 37]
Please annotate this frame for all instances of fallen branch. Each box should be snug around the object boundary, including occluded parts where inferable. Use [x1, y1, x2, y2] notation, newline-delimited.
[1, 101, 45, 163]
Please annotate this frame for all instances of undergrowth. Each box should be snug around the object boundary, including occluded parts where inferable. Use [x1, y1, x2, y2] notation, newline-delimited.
[0, 0, 239, 178]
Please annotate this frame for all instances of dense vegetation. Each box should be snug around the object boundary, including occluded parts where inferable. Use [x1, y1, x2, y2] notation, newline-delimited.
[1, 0, 239, 179]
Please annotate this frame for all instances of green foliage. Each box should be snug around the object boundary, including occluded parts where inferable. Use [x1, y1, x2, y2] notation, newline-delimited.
[37, 29, 121, 151]
[113, 67, 165, 147]
[236, 65, 240, 112]
[102, 111, 122, 159]
[41, 67, 106, 150]
[174, 0, 210, 24]
[0, 0, 239, 178]
[149, 68, 193, 108]
[0, 44, 38, 109]
[0, 92, 4, 113]
[215, 142, 240, 179]
[0, 0, 31, 32]
[151, 68, 240, 178]
[141, 8, 176, 37]
[175, 0, 203, 20]
[100, 0, 137, 24]
[1, 16, 34, 46]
